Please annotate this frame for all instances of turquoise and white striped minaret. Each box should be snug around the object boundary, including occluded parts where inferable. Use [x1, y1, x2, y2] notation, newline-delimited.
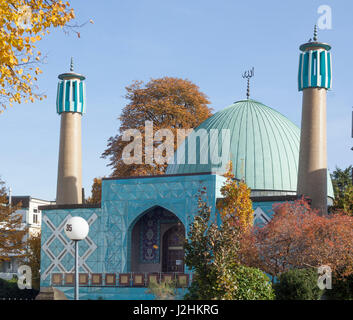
[56, 59, 86, 205]
[56, 58, 86, 114]
[297, 26, 331, 214]
[298, 25, 332, 91]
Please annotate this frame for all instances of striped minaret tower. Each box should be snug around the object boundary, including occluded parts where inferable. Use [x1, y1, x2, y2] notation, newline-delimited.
[56, 58, 86, 205]
[297, 26, 332, 214]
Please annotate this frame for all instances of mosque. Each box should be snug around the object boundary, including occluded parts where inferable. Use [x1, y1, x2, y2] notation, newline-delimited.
[38, 28, 334, 300]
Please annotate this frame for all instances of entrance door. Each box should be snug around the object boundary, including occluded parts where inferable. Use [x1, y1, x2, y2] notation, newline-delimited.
[162, 224, 185, 273]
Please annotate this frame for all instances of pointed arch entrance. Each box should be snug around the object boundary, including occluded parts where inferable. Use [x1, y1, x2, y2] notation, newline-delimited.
[130, 206, 185, 273]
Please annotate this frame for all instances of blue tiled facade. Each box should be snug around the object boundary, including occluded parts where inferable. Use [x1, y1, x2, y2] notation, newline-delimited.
[40, 173, 290, 300]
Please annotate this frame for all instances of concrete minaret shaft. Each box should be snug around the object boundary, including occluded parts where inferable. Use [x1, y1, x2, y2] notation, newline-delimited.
[56, 59, 86, 205]
[297, 27, 332, 214]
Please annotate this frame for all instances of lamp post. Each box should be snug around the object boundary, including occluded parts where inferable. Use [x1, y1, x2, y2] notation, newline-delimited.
[64, 216, 89, 300]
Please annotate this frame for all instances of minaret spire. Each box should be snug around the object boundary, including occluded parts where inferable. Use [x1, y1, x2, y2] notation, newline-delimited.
[313, 25, 318, 42]
[242, 67, 254, 100]
[70, 57, 74, 72]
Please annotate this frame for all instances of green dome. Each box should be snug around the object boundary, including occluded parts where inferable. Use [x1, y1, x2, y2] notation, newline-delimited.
[166, 99, 334, 198]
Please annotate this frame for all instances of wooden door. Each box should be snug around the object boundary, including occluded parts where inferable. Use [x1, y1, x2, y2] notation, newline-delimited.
[162, 224, 185, 273]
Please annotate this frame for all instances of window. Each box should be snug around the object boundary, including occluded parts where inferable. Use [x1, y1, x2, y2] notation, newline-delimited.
[33, 214, 38, 224]
[33, 208, 38, 213]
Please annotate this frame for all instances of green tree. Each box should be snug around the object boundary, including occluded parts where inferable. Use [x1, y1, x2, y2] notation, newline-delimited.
[184, 194, 226, 299]
[184, 189, 274, 300]
[330, 166, 353, 215]
[274, 268, 324, 300]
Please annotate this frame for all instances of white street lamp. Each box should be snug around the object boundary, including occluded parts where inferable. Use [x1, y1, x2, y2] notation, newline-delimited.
[64, 216, 89, 300]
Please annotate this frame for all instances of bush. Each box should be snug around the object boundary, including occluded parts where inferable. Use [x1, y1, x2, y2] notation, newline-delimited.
[218, 265, 275, 300]
[274, 268, 324, 300]
[146, 279, 177, 300]
[185, 265, 275, 300]
[324, 274, 353, 300]
[0, 277, 39, 299]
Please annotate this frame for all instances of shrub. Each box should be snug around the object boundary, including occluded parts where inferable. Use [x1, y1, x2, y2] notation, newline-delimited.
[185, 265, 274, 300]
[324, 274, 353, 300]
[274, 268, 324, 300]
[219, 265, 275, 300]
[146, 279, 177, 300]
[0, 277, 39, 299]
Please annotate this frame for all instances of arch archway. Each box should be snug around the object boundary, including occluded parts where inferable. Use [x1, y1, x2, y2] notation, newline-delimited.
[129, 206, 185, 273]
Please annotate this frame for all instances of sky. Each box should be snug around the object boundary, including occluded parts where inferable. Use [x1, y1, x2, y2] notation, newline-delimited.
[0, 0, 352, 201]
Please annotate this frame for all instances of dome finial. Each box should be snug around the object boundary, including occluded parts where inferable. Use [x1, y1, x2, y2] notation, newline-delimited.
[70, 57, 74, 72]
[242, 67, 254, 100]
[313, 25, 318, 42]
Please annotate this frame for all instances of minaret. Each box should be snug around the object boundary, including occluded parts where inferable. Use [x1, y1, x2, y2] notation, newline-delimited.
[56, 58, 86, 205]
[297, 26, 332, 214]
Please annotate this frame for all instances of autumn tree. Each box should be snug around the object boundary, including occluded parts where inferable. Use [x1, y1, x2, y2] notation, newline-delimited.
[217, 162, 253, 230]
[0, 177, 27, 264]
[0, 0, 80, 112]
[240, 198, 353, 280]
[25, 233, 41, 290]
[330, 165, 353, 215]
[102, 77, 213, 177]
[86, 177, 102, 205]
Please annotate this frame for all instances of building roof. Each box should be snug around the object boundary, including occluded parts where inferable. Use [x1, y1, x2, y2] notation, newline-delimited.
[166, 99, 334, 197]
[7, 196, 54, 208]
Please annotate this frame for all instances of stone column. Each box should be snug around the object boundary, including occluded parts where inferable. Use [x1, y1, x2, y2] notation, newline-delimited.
[297, 87, 327, 213]
[56, 112, 82, 204]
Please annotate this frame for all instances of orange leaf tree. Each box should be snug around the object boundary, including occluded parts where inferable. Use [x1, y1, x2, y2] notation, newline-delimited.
[102, 77, 213, 177]
[25, 232, 41, 290]
[86, 177, 102, 205]
[240, 198, 353, 280]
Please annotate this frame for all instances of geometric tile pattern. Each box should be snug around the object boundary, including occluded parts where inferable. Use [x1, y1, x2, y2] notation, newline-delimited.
[253, 207, 271, 226]
[41, 212, 97, 284]
[253, 201, 277, 227]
